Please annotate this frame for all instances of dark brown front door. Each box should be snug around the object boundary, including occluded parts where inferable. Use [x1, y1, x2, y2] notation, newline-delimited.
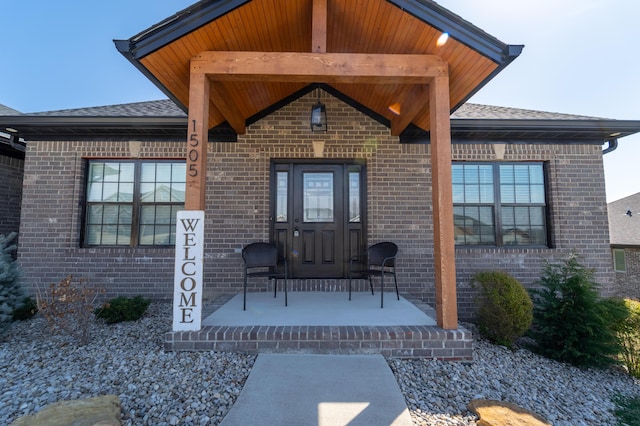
[271, 162, 365, 278]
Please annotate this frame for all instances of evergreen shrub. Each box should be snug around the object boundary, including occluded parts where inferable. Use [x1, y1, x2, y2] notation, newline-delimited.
[12, 296, 38, 321]
[96, 296, 151, 324]
[473, 270, 533, 348]
[0, 232, 24, 336]
[613, 298, 640, 378]
[529, 254, 625, 369]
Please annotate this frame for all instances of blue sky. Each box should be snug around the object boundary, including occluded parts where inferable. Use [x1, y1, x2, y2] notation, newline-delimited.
[1, 0, 638, 202]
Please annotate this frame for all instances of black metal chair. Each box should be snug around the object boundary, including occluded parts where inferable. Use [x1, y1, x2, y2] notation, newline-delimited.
[242, 242, 288, 310]
[348, 241, 399, 308]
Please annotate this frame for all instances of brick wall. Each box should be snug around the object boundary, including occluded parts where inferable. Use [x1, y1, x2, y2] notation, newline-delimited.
[17, 92, 614, 320]
[614, 248, 640, 300]
[0, 154, 23, 237]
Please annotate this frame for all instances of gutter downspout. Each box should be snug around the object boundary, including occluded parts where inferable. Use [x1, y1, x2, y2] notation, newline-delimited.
[602, 139, 618, 155]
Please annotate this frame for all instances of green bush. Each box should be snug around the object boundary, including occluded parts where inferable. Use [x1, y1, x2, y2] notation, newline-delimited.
[12, 296, 38, 321]
[95, 296, 151, 324]
[613, 299, 640, 378]
[0, 232, 24, 336]
[473, 270, 533, 348]
[528, 254, 625, 369]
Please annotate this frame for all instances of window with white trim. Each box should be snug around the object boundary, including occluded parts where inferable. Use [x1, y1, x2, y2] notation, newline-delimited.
[453, 162, 548, 247]
[84, 160, 185, 246]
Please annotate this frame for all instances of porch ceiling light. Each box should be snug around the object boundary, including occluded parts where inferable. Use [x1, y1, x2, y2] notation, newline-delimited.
[436, 32, 449, 47]
[310, 90, 327, 133]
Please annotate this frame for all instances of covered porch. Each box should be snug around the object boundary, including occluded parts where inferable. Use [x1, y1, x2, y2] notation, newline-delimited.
[115, 0, 523, 349]
[165, 290, 473, 360]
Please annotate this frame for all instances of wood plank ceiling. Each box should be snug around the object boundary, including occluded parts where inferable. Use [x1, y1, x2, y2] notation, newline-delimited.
[136, 0, 504, 135]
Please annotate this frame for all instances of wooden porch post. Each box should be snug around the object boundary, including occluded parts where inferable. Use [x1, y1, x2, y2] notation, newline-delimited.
[429, 75, 458, 330]
[185, 71, 210, 210]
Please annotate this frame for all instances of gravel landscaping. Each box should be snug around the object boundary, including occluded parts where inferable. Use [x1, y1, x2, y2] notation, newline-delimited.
[1, 302, 639, 425]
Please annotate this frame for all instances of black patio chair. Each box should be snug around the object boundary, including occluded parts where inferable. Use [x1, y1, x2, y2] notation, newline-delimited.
[348, 241, 399, 308]
[242, 242, 288, 310]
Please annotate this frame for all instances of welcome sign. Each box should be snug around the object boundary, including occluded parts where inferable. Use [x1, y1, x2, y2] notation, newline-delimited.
[173, 210, 204, 331]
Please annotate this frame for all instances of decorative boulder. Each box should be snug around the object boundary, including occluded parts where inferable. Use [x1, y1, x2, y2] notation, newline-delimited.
[468, 399, 551, 426]
[10, 395, 121, 426]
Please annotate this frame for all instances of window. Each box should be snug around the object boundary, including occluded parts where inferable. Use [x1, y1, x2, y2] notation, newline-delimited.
[85, 160, 185, 246]
[453, 162, 548, 247]
[613, 249, 626, 272]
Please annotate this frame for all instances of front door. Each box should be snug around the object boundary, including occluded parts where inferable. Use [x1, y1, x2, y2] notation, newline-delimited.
[271, 162, 365, 278]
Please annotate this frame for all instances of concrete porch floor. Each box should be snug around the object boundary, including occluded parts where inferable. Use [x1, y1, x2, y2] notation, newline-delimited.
[165, 292, 473, 360]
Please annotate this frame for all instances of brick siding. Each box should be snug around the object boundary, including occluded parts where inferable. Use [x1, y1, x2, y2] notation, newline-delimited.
[17, 92, 615, 320]
[0, 155, 23, 237]
[614, 248, 640, 300]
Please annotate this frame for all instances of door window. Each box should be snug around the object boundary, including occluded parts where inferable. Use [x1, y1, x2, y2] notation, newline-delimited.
[303, 172, 334, 222]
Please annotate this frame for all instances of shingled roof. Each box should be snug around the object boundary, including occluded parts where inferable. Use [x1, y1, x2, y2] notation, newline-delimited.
[609, 193, 640, 247]
[21, 99, 603, 121]
[1, 98, 639, 143]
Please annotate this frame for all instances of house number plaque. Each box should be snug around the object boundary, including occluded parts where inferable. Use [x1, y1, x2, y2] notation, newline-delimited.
[188, 119, 199, 177]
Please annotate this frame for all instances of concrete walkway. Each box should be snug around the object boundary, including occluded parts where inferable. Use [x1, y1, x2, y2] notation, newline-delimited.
[220, 353, 414, 426]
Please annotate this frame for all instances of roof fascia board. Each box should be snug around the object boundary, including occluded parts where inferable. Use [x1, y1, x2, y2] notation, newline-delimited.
[0, 116, 189, 129]
[386, 0, 522, 64]
[116, 0, 250, 60]
[452, 118, 640, 135]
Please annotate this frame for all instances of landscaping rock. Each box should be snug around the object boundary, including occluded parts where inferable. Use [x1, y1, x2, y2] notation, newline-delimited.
[468, 399, 551, 426]
[10, 395, 121, 426]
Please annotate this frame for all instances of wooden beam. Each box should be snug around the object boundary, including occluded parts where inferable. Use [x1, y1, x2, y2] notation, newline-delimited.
[390, 84, 429, 136]
[185, 72, 210, 211]
[312, 0, 327, 53]
[209, 81, 246, 134]
[429, 75, 458, 330]
[192, 52, 448, 84]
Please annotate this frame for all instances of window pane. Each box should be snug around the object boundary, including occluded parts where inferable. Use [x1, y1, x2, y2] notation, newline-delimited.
[119, 205, 132, 225]
[530, 165, 544, 184]
[500, 184, 515, 203]
[154, 225, 171, 245]
[118, 182, 134, 202]
[140, 183, 155, 202]
[119, 163, 135, 182]
[614, 249, 626, 272]
[141, 163, 156, 182]
[171, 183, 185, 202]
[172, 163, 186, 182]
[479, 184, 494, 203]
[103, 163, 122, 182]
[140, 205, 155, 224]
[454, 205, 495, 245]
[349, 172, 361, 222]
[452, 165, 463, 184]
[156, 163, 172, 181]
[514, 165, 530, 184]
[465, 186, 480, 203]
[478, 165, 493, 184]
[156, 205, 172, 224]
[452, 184, 465, 203]
[500, 165, 514, 184]
[87, 205, 103, 224]
[304, 173, 334, 222]
[86, 225, 102, 245]
[464, 166, 479, 184]
[276, 171, 288, 222]
[103, 205, 120, 224]
[530, 185, 545, 203]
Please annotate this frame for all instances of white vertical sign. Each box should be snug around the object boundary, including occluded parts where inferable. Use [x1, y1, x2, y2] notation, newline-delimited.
[173, 210, 204, 331]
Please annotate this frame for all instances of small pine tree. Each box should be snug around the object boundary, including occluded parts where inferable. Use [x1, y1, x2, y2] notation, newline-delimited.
[529, 254, 623, 369]
[0, 232, 24, 335]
